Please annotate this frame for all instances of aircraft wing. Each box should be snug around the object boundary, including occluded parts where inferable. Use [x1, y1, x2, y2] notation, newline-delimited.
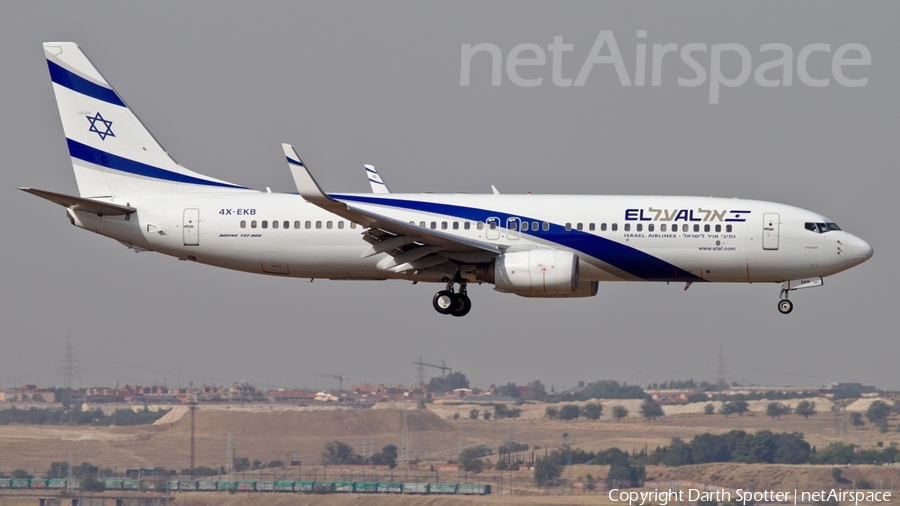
[282, 144, 501, 258]
[19, 187, 136, 216]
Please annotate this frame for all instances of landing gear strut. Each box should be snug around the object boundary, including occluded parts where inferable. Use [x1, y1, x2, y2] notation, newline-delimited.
[432, 281, 471, 317]
[776, 276, 824, 315]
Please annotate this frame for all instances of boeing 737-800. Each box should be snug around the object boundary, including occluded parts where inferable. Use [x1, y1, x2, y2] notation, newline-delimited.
[22, 42, 873, 317]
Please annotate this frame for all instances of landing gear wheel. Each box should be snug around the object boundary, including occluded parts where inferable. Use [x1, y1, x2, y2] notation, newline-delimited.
[450, 294, 472, 317]
[433, 290, 456, 315]
[777, 299, 793, 314]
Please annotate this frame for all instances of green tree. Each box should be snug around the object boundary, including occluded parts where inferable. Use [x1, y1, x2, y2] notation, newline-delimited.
[766, 402, 791, 419]
[732, 398, 750, 416]
[558, 405, 581, 421]
[369, 444, 398, 468]
[795, 400, 816, 419]
[533, 456, 562, 488]
[849, 412, 864, 426]
[545, 406, 558, 419]
[458, 447, 486, 473]
[612, 405, 629, 422]
[320, 440, 360, 465]
[469, 408, 479, 420]
[661, 438, 693, 466]
[704, 403, 716, 417]
[525, 380, 547, 401]
[80, 475, 105, 492]
[426, 371, 469, 393]
[582, 403, 603, 420]
[640, 399, 664, 421]
[497, 383, 521, 398]
[866, 401, 891, 426]
[483, 411, 492, 421]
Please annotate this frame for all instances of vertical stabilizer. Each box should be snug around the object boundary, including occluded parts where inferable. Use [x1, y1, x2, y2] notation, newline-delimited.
[43, 42, 248, 198]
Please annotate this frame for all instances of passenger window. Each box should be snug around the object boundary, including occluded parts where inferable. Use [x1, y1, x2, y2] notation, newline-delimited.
[441, 221, 448, 230]
[453, 222, 459, 230]
[338, 221, 344, 229]
[693, 224, 699, 232]
[350, 222, 357, 229]
[683, 224, 689, 232]
[542, 222, 550, 231]
[262, 220, 268, 229]
[715, 224, 721, 232]
[624, 223, 631, 231]
[576, 223, 583, 231]
[636, 224, 642, 232]
[464, 222, 471, 230]
[589, 223, 595, 231]
[272, 220, 279, 229]
[704, 224, 710, 232]
[612, 223, 618, 231]
[251, 220, 257, 229]
[419, 221, 426, 227]
[648, 224, 654, 232]
[521, 221, 529, 232]
[305, 221, 311, 229]
[532, 221, 539, 231]
[240, 220, 246, 228]
[565, 223, 572, 231]
[284, 221, 289, 229]
[726, 225, 732, 232]
[477, 222, 484, 230]
[601, 223, 607, 232]
[294, 221, 301, 229]
[660, 224, 666, 232]
[316, 221, 322, 229]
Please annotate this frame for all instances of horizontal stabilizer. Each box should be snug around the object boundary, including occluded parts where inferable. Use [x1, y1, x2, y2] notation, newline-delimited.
[19, 187, 136, 216]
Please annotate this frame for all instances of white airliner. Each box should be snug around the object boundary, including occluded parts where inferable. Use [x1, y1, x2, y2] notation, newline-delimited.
[23, 42, 873, 317]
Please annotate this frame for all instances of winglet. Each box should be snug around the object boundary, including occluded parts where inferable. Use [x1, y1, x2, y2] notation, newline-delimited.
[282, 143, 330, 206]
[364, 164, 391, 193]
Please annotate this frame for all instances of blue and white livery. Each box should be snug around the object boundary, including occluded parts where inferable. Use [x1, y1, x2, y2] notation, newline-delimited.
[23, 42, 873, 317]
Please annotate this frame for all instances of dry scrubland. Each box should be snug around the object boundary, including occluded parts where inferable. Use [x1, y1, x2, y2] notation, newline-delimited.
[1, 400, 898, 503]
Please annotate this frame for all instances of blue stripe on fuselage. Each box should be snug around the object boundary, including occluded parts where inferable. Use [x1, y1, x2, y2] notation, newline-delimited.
[47, 60, 126, 107]
[330, 194, 703, 282]
[67, 138, 247, 189]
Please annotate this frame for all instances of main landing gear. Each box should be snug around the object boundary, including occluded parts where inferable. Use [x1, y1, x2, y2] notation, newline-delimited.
[433, 281, 471, 317]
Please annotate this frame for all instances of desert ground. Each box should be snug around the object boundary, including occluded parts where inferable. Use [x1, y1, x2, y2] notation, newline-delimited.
[1, 399, 898, 504]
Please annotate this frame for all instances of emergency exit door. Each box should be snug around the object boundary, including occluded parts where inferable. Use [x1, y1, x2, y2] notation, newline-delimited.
[762, 213, 779, 250]
[183, 208, 199, 246]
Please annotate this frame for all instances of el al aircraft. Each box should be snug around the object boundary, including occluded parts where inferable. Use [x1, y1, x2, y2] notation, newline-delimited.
[22, 43, 873, 317]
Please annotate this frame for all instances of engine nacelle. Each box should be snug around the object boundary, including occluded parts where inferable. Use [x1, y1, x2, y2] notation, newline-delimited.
[492, 249, 579, 296]
[516, 280, 598, 298]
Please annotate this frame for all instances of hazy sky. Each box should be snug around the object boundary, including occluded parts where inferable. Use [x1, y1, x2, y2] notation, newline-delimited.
[1, 2, 897, 392]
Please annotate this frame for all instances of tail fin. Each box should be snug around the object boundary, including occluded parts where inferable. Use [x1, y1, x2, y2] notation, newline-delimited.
[364, 164, 391, 193]
[43, 42, 248, 198]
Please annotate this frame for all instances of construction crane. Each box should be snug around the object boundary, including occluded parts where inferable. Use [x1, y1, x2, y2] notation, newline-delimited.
[316, 374, 348, 391]
[414, 356, 452, 388]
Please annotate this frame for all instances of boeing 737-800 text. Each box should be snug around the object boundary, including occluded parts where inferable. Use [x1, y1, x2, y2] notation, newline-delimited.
[22, 43, 873, 317]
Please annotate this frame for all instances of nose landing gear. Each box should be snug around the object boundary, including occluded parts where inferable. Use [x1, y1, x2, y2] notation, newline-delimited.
[776, 276, 824, 314]
[777, 297, 793, 314]
[432, 281, 471, 317]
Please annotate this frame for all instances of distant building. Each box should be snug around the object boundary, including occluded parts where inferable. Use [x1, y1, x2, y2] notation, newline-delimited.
[0, 385, 56, 403]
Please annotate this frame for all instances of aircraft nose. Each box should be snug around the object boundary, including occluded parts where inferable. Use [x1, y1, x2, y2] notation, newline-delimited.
[844, 233, 873, 265]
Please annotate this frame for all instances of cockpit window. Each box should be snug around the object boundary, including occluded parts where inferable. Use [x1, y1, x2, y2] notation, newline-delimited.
[805, 222, 841, 234]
